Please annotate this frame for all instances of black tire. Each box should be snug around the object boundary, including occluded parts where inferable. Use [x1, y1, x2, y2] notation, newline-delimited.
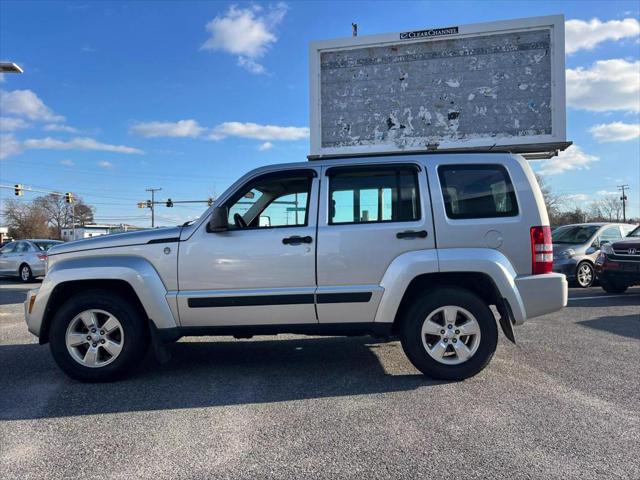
[575, 261, 595, 288]
[600, 280, 628, 294]
[49, 290, 149, 382]
[400, 288, 498, 381]
[19, 264, 33, 283]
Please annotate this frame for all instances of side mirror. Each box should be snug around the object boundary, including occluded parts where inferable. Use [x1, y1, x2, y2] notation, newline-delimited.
[599, 240, 609, 247]
[207, 206, 229, 233]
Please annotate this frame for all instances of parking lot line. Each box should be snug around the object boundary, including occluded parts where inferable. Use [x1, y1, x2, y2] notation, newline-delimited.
[568, 293, 640, 301]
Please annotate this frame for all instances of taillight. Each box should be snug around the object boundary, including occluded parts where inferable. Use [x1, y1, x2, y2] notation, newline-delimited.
[531, 226, 553, 274]
[37, 253, 47, 262]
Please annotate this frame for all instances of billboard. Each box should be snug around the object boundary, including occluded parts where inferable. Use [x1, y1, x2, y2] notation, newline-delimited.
[309, 15, 568, 159]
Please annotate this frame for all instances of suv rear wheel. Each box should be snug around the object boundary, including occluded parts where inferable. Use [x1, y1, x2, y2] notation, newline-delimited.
[400, 288, 498, 380]
[49, 290, 149, 382]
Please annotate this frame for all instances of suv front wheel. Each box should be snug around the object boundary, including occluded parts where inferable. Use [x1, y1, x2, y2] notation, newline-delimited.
[49, 290, 149, 382]
[400, 288, 498, 380]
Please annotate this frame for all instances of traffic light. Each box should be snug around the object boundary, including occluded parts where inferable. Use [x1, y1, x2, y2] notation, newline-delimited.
[166, 198, 173, 207]
[64, 192, 74, 204]
[14, 184, 23, 196]
[146, 200, 152, 208]
[137, 202, 146, 209]
[207, 197, 213, 207]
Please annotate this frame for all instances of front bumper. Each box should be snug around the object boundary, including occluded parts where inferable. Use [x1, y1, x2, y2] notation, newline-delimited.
[24, 288, 42, 337]
[515, 273, 568, 321]
[595, 259, 640, 285]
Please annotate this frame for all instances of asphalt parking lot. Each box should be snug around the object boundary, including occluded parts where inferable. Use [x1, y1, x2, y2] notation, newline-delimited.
[0, 278, 638, 479]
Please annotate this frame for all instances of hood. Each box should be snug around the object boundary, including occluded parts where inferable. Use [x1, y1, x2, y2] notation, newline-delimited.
[611, 238, 640, 251]
[48, 226, 182, 255]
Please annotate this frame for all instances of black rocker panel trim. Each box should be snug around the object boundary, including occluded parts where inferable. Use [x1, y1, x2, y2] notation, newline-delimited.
[187, 292, 372, 308]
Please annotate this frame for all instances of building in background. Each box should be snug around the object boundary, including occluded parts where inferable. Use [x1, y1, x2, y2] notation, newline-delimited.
[61, 223, 144, 241]
[0, 226, 11, 244]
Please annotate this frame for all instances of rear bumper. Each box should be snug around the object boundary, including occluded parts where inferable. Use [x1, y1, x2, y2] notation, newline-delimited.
[514, 273, 568, 322]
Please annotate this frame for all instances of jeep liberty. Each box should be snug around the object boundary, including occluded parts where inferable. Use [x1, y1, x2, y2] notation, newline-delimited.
[25, 153, 568, 381]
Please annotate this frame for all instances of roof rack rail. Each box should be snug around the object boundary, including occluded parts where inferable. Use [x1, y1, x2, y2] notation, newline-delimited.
[307, 142, 572, 161]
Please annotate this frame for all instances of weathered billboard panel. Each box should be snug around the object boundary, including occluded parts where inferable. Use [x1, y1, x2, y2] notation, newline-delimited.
[309, 16, 567, 158]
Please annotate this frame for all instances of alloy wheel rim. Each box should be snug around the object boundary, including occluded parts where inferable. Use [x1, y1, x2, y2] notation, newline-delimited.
[65, 309, 124, 368]
[421, 306, 481, 365]
[578, 264, 593, 287]
[21, 266, 30, 281]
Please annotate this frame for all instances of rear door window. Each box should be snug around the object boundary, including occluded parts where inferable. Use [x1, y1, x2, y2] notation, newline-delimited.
[600, 226, 622, 244]
[328, 165, 421, 224]
[438, 164, 518, 219]
[16, 242, 31, 253]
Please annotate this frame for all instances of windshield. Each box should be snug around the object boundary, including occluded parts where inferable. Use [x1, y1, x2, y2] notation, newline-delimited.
[628, 226, 640, 238]
[551, 225, 599, 244]
[34, 241, 61, 251]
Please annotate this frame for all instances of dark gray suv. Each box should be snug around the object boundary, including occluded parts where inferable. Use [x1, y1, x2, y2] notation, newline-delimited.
[552, 223, 637, 288]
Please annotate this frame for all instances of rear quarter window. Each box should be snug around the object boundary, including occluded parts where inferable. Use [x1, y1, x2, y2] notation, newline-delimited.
[438, 164, 518, 219]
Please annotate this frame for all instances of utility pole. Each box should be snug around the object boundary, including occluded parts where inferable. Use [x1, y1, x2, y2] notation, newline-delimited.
[618, 184, 629, 223]
[145, 187, 162, 228]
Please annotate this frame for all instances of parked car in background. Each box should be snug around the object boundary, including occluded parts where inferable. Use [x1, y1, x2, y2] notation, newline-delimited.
[595, 226, 640, 294]
[0, 239, 62, 282]
[552, 223, 636, 288]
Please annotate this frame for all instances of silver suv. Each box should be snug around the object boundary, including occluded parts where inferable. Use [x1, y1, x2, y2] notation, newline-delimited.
[552, 223, 637, 288]
[24, 153, 567, 382]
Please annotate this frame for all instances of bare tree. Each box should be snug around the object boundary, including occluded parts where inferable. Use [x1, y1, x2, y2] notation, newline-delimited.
[33, 194, 70, 239]
[73, 201, 94, 226]
[2, 199, 50, 239]
[31, 194, 95, 238]
[535, 174, 563, 224]
[597, 195, 623, 222]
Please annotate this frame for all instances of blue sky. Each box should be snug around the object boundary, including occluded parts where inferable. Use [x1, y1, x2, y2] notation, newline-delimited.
[1, 0, 639, 226]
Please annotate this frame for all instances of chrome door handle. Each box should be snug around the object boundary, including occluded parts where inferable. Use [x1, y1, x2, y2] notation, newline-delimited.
[396, 230, 428, 239]
[282, 235, 313, 245]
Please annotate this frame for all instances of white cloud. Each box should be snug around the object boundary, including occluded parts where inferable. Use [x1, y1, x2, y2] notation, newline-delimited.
[0, 133, 23, 159]
[590, 122, 640, 142]
[60, 159, 75, 166]
[237, 56, 266, 75]
[98, 160, 113, 169]
[597, 190, 618, 195]
[0, 117, 30, 131]
[257, 141, 274, 151]
[22, 137, 143, 154]
[536, 145, 599, 175]
[565, 18, 640, 54]
[200, 3, 288, 74]
[566, 59, 640, 112]
[129, 119, 205, 138]
[209, 122, 309, 141]
[44, 123, 78, 133]
[0, 89, 65, 122]
[564, 193, 589, 202]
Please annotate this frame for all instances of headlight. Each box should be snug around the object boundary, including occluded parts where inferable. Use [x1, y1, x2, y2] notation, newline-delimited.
[555, 248, 575, 260]
[600, 243, 614, 255]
